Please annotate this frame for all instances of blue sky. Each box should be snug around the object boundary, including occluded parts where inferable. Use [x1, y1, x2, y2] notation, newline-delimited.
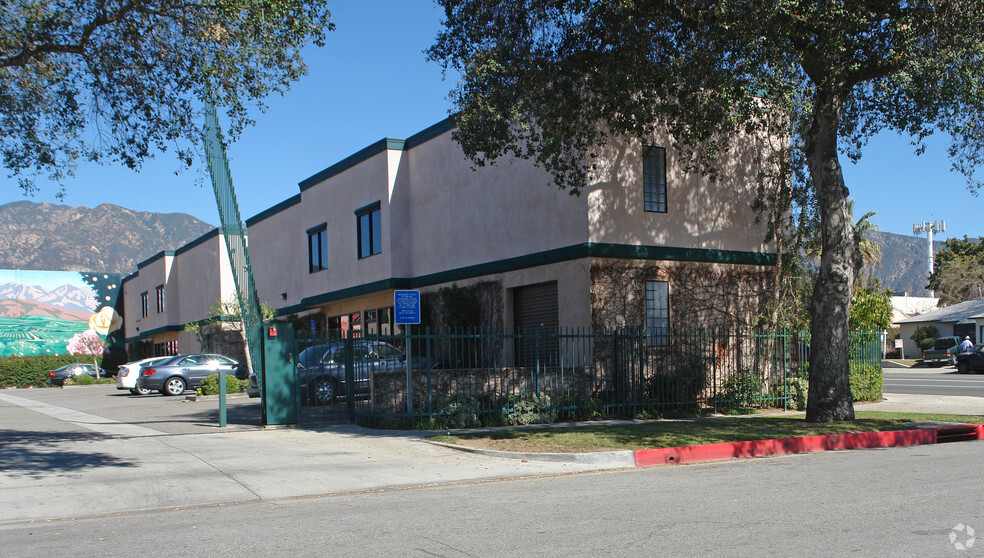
[1, 0, 979, 243]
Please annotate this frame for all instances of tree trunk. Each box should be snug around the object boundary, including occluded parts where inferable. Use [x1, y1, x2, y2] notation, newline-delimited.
[804, 87, 860, 422]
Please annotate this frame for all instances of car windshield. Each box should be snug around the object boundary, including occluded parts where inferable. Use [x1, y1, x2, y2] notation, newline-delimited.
[370, 343, 404, 360]
[934, 339, 957, 350]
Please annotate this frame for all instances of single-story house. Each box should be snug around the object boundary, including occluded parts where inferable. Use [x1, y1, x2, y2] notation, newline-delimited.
[897, 298, 984, 357]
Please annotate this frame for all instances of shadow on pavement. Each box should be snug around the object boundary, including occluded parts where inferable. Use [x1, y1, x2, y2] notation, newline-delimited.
[0, 429, 137, 478]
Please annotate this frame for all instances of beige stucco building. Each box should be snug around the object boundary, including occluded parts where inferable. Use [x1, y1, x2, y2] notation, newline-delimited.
[244, 118, 776, 339]
[121, 229, 237, 356]
[122, 117, 777, 357]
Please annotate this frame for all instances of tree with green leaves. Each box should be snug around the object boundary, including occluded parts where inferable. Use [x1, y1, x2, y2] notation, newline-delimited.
[849, 284, 892, 332]
[429, 1, 984, 422]
[185, 296, 277, 352]
[1, 0, 333, 196]
[928, 236, 984, 304]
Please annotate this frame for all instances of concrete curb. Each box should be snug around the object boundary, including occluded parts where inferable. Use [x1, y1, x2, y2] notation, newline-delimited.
[424, 440, 636, 467]
[430, 424, 984, 468]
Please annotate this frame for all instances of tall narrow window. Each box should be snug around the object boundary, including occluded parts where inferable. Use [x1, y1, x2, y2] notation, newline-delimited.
[140, 291, 149, 318]
[307, 223, 328, 273]
[645, 281, 670, 346]
[155, 285, 165, 313]
[643, 146, 667, 213]
[356, 202, 382, 259]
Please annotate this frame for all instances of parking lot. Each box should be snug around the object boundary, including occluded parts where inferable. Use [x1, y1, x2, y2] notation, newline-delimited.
[8, 383, 263, 435]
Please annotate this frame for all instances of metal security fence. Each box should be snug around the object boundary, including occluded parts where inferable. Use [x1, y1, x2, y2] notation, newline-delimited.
[286, 328, 882, 427]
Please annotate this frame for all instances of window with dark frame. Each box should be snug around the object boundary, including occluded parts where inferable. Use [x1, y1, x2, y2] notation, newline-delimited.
[140, 291, 149, 318]
[643, 145, 667, 213]
[307, 223, 328, 273]
[155, 285, 165, 314]
[356, 202, 382, 259]
[645, 281, 670, 346]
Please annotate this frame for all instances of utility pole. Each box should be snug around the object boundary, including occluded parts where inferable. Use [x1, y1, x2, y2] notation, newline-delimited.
[913, 220, 945, 297]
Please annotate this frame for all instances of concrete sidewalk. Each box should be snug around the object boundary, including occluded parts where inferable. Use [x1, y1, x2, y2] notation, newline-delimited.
[0, 390, 611, 524]
[856, 393, 984, 415]
[1, 389, 981, 525]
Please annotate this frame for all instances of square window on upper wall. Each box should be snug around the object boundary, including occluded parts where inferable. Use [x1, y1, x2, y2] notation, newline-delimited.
[643, 146, 667, 213]
[356, 202, 382, 259]
[307, 223, 328, 273]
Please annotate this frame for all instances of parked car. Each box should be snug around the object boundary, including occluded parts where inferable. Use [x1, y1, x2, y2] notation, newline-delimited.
[297, 340, 435, 405]
[116, 357, 171, 395]
[134, 353, 240, 396]
[956, 343, 984, 374]
[922, 336, 963, 367]
[47, 363, 102, 386]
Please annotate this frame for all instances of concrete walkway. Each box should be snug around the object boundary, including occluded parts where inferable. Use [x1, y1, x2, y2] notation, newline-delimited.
[1, 389, 981, 525]
[0, 391, 608, 524]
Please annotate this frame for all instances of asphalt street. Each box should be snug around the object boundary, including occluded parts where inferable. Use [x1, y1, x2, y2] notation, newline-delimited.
[1, 441, 982, 557]
[2, 382, 983, 557]
[883, 368, 984, 397]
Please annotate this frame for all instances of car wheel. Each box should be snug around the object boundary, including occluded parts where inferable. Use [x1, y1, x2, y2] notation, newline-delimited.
[162, 376, 186, 396]
[311, 377, 337, 405]
[957, 362, 970, 374]
[131, 386, 153, 395]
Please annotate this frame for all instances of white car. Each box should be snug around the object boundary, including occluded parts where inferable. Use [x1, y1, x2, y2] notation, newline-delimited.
[116, 357, 171, 395]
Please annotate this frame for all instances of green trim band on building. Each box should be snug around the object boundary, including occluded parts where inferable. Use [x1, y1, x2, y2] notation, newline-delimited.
[174, 228, 220, 256]
[246, 194, 301, 228]
[299, 138, 406, 191]
[249, 117, 460, 228]
[123, 324, 186, 344]
[122, 314, 242, 344]
[296, 242, 775, 310]
[137, 250, 176, 270]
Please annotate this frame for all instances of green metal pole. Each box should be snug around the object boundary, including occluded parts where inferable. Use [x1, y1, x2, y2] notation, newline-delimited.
[219, 368, 227, 427]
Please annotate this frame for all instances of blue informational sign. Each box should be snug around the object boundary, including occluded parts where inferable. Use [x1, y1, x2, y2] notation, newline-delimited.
[394, 290, 421, 325]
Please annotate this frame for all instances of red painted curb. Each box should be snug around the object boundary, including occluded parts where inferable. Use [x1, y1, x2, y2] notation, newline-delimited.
[633, 425, 984, 467]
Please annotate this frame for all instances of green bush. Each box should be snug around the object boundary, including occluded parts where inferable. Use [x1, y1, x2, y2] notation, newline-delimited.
[72, 374, 95, 385]
[0, 354, 94, 388]
[645, 356, 708, 413]
[503, 392, 557, 426]
[919, 337, 936, 351]
[434, 392, 481, 429]
[784, 377, 809, 411]
[713, 371, 764, 412]
[849, 361, 883, 402]
[198, 373, 247, 395]
[911, 325, 940, 351]
[558, 395, 605, 421]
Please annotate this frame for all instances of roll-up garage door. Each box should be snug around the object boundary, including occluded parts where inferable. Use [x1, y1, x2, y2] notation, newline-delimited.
[512, 281, 559, 366]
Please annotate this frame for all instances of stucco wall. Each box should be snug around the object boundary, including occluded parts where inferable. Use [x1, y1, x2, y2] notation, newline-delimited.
[587, 134, 772, 252]
[249, 201, 304, 309]
[173, 233, 230, 325]
[122, 254, 173, 339]
[402, 131, 589, 278]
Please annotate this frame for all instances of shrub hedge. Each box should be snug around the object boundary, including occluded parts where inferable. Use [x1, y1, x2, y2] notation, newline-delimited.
[198, 373, 247, 395]
[0, 355, 95, 388]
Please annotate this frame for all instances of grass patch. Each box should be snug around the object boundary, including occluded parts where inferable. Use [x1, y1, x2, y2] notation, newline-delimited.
[426, 411, 983, 453]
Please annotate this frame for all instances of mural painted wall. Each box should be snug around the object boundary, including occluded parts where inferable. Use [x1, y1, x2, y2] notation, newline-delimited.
[0, 270, 122, 357]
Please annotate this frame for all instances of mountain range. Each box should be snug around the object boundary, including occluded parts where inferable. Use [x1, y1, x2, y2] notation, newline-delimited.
[0, 298, 91, 322]
[0, 201, 214, 273]
[864, 230, 941, 297]
[0, 281, 96, 314]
